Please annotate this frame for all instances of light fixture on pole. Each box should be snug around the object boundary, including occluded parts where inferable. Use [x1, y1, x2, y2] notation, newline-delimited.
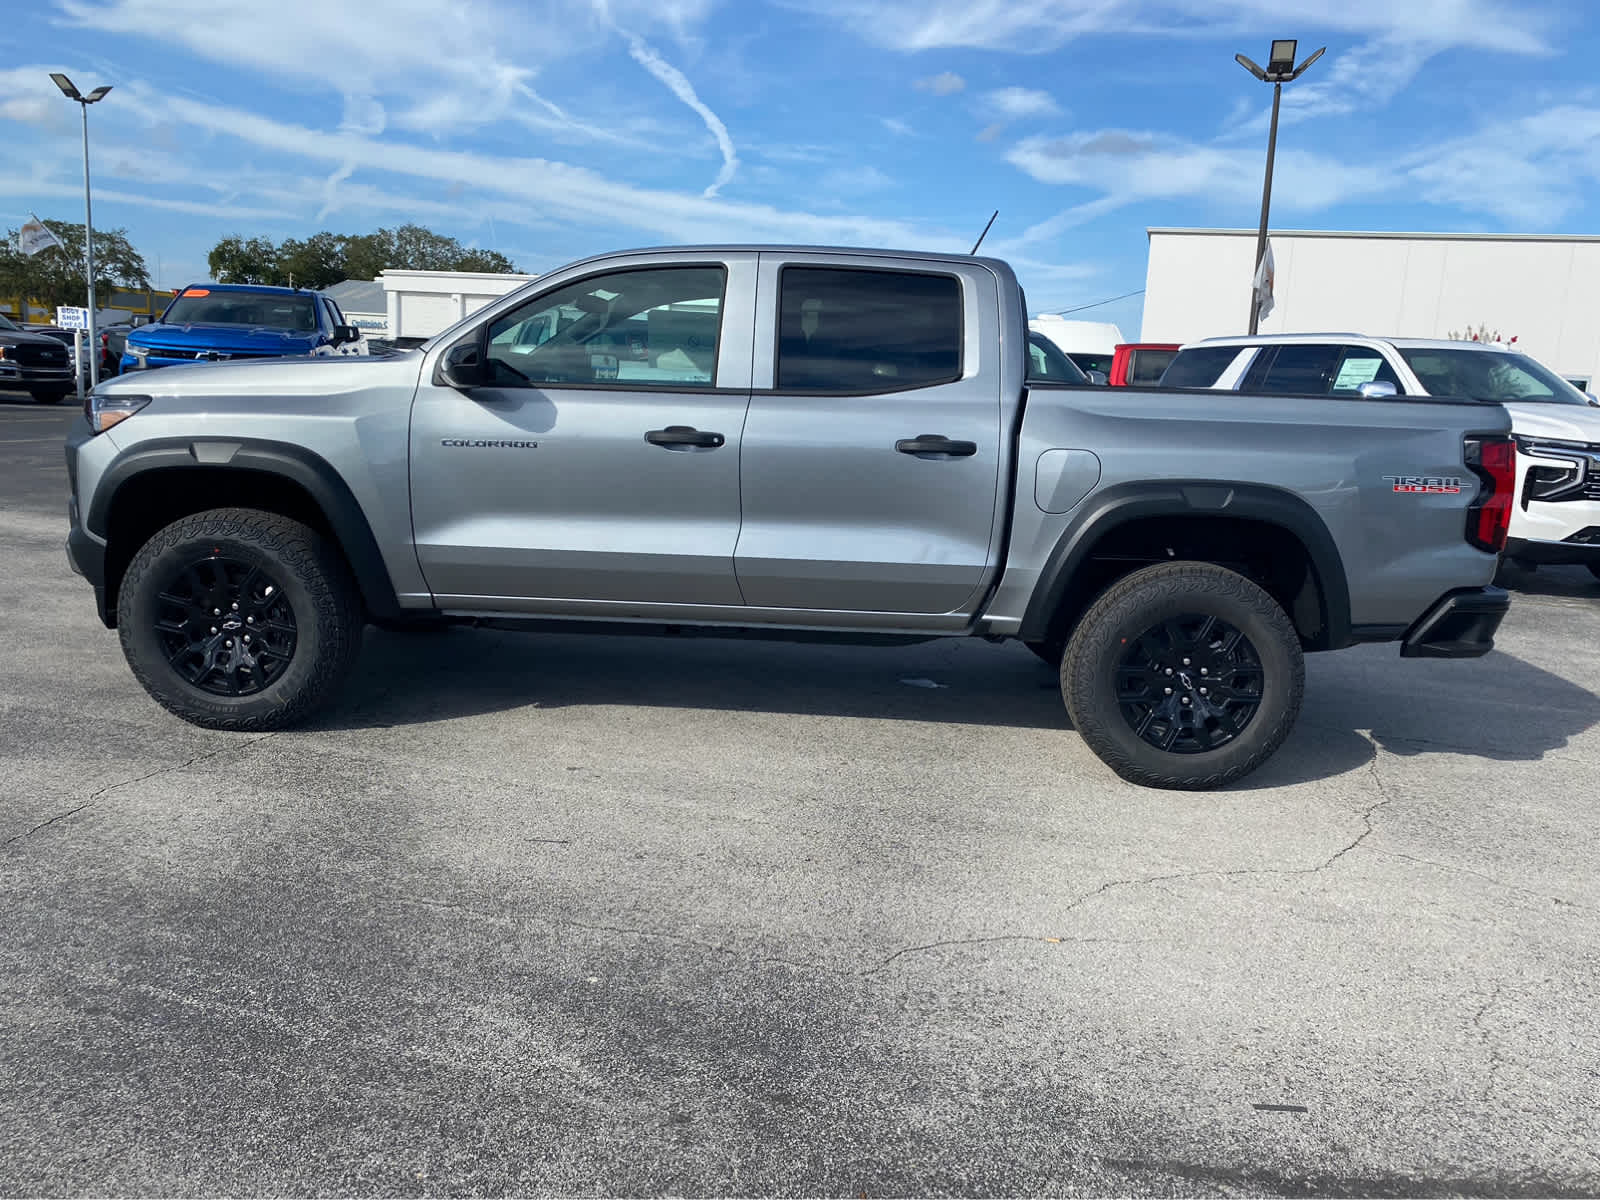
[1234, 40, 1324, 334]
[49, 71, 113, 388]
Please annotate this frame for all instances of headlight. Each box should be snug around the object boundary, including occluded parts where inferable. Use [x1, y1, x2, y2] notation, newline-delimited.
[1515, 436, 1590, 504]
[88, 392, 152, 435]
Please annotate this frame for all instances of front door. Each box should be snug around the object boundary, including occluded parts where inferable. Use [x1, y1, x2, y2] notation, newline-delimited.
[734, 256, 1002, 616]
[409, 255, 755, 609]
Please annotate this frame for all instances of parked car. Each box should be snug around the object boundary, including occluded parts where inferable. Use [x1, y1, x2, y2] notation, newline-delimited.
[1028, 315, 1122, 381]
[99, 322, 137, 378]
[1109, 342, 1179, 387]
[67, 246, 1515, 790]
[121, 284, 366, 372]
[0, 313, 76, 403]
[1161, 333, 1600, 584]
[1027, 330, 1091, 383]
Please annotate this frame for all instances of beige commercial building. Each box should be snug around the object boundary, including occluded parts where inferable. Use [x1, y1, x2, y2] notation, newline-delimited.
[1141, 228, 1600, 388]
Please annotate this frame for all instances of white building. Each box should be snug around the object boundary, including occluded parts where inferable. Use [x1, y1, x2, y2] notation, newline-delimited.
[1141, 228, 1600, 388]
[380, 268, 537, 345]
[319, 279, 389, 338]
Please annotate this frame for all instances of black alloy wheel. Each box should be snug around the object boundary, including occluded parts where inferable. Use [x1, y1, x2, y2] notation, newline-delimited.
[154, 555, 298, 696]
[1115, 614, 1263, 754]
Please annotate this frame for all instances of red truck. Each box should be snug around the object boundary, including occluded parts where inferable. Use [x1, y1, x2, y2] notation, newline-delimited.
[1109, 342, 1179, 387]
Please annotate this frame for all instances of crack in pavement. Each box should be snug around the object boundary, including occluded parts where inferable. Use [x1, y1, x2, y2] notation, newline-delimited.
[862, 743, 1406, 976]
[3, 733, 278, 848]
[1472, 981, 1507, 1103]
[859, 934, 1143, 976]
[1372, 849, 1588, 911]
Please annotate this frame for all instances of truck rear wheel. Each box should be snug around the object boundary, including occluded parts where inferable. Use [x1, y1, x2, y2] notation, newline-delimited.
[117, 508, 363, 730]
[1060, 562, 1304, 790]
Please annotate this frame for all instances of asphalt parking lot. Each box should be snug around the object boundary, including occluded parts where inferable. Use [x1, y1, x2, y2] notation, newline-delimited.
[2, 391, 1598, 1197]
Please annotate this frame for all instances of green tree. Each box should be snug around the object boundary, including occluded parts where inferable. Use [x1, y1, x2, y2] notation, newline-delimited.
[208, 235, 282, 285]
[276, 232, 346, 289]
[0, 218, 150, 311]
[205, 224, 518, 287]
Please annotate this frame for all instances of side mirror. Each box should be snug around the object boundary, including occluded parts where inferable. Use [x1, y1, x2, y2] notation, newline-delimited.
[1086, 369, 1109, 386]
[437, 340, 489, 390]
[331, 323, 361, 346]
[1356, 380, 1398, 399]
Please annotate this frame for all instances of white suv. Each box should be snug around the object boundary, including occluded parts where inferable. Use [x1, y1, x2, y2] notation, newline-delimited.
[1161, 334, 1600, 583]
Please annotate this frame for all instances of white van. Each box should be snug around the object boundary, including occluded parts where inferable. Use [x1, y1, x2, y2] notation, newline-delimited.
[1027, 315, 1124, 381]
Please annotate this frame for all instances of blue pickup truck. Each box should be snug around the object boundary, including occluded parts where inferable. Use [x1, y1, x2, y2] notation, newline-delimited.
[121, 283, 366, 372]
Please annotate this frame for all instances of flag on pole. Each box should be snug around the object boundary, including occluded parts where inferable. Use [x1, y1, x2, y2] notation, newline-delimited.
[17, 214, 64, 257]
[1252, 239, 1276, 325]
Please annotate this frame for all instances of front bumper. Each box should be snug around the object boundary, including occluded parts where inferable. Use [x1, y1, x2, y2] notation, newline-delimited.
[64, 414, 112, 626]
[1503, 533, 1600, 566]
[0, 363, 76, 389]
[1399, 586, 1510, 659]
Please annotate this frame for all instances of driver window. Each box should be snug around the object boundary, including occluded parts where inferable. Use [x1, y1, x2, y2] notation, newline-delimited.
[484, 265, 725, 388]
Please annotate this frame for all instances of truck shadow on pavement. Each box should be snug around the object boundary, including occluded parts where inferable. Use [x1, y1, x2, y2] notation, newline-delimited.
[314, 627, 1600, 790]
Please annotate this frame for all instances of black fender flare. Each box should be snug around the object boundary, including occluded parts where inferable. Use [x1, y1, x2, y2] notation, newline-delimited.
[89, 436, 404, 622]
[1017, 479, 1353, 650]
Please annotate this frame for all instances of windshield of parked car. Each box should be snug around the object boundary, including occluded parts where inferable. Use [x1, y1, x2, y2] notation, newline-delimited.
[1027, 333, 1090, 383]
[159, 290, 318, 332]
[0, 312, 19, 331]
[1067, 351, 1113, 376]
[1398, 347, 1590, 405]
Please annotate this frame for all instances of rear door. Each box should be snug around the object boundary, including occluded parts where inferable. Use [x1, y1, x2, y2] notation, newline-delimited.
[1240, 344, 1406, 395]
[409, 253, 755, 609]
[734, 254, 1002, 617]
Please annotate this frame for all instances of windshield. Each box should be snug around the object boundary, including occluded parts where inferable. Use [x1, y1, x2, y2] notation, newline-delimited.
[160, 289, 318, 332]
[0, 312, 18, 331]
[1398, 347, 1590, 405]
[1027, 333, 1089, 383]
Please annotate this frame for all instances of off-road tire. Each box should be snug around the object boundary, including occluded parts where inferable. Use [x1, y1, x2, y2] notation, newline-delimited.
[118, 508, 362, 730]
[1060, 562, 1305, 790]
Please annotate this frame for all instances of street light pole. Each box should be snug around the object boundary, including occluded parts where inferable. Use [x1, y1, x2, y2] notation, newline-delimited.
[49, 73, 113, 389]
[1234, 41, 1324, 335]
[1250, 83, 1281, 335]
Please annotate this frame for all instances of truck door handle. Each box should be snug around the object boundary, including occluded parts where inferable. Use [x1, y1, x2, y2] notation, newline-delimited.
[895, 434, 977, 458]
[646, 425, 725, 449]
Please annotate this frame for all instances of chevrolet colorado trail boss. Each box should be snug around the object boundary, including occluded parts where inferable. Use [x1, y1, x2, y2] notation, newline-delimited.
[66, 247, 1516, 789]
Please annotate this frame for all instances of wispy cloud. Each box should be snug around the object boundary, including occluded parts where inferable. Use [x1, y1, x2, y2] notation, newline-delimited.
[982, 87, 1061, 119]
[154, 92, 958, 248]
[819, 0, 1553, 55]
[915, 71, 966, 95]
[619, 31, 740, 196]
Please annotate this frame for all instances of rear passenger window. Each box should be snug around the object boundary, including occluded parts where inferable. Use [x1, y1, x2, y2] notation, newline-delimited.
[1128, 348, 1176, 386]
[1252, 344, 1342, 394]
[777, 267, 962, 392]
[1159, 346, 1242, 388]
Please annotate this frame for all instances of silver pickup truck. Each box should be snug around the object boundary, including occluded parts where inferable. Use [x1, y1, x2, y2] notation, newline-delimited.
[65, 246, 1515, 789]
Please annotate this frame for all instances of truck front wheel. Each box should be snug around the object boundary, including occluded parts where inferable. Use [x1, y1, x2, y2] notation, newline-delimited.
[1060, 562, 1305, 790]
[117, 508, 363, 730]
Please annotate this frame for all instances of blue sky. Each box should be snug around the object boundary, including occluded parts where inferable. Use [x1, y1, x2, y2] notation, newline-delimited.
[2, 0, 1594, 335]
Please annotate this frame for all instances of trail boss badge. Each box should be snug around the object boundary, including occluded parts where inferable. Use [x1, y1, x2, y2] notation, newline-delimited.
[1383, 475, 1463, 494]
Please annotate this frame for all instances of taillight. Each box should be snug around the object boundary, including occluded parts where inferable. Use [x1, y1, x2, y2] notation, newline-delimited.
[1464, 436, 1516, 553]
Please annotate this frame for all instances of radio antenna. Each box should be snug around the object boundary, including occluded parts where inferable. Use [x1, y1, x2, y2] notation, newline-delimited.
[970, 210, 999, 255]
